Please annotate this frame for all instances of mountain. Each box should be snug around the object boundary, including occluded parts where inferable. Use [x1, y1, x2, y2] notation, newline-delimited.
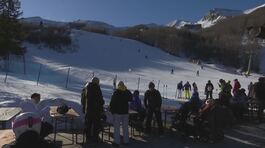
[167, 8, 244, 29]
[20, 16, 67, 27]
[142, 23, 161, 28]
[167, 19, 192, 29]
[244, 3, 265, 14]
[71, 19, 116, 31]
[168, 4, 265, 29]
[21, 17, 118, 33]
[197, 8, 243, 28]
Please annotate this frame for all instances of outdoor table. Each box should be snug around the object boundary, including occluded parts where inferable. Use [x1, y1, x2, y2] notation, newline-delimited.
[103, 104, 138, 115]
[0, 129, 15, 148]
[0, 107, 22, 129]
[49, 106, 80, 144]
[161, 105, 179, 127]
[129, 109, 138, 114]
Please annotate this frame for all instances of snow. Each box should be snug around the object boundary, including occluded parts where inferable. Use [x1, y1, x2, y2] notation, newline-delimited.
[197, 16, 226, 28]
[197, 8, 242, 28]
[166, 20, 192, 29]
[244, 3, 265, 14]
[210, 8, 242, 16]
[0, 29, 262, 129]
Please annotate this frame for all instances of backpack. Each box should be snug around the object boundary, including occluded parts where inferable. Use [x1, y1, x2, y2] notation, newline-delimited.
[57, 104, 70, 115]
[223, 83, 232, 94]
[207, 84, 213, 91]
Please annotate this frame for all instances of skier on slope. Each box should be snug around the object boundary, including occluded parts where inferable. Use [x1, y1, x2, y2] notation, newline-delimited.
[205, 80, 214, 99]
[177, 81, 183, 99]
[184, 81, 191, 99]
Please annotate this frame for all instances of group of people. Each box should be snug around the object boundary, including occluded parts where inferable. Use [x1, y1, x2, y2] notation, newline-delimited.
[177, 80, 214, 100]
[5, 76, 265, 147]
[82, 77, 164, 146]
[172, 76, 265, 142]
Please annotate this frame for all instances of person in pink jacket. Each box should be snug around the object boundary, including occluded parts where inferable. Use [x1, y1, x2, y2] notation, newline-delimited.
[233, 79, 241, 96]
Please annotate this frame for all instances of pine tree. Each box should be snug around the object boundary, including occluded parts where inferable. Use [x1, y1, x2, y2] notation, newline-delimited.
[0, 0, 25, 58]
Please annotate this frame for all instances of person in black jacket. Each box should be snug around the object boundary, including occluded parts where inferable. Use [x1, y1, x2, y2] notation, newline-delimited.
[205, 80, 214, 99]
[110, 81, 132, 146]
[254, 77, 265, 122]
[177, 81, 183, 98]
[144, 82, 163, 135]
[184, 81, 192, 99]
[82, 77, 105, 143]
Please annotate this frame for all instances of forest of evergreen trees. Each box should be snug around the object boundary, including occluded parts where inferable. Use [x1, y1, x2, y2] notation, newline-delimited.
[0, 0, 25, 58]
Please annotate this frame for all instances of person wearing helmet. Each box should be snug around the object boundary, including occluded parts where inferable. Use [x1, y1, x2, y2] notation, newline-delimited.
[12, 112, 42, 141]
[144, 82, 163, 135]
[3, 112, 54, 148]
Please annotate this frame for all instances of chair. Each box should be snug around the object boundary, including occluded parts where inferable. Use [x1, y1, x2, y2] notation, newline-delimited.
[247, 99, 259, 121]
[129, 113, 144, 137]
[77, 120, 112, 144]
[100, 120, 112, 142]
[75, 127, 86, 144]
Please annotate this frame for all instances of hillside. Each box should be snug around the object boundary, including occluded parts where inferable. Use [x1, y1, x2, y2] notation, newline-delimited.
[0, 29, 262, 130]
[113, 4, 265, 73]
[1, 30, 259, 103]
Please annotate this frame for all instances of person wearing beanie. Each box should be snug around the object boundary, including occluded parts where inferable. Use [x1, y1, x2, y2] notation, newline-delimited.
[110, 81, 132, 146]
[144, 82, 163, 135]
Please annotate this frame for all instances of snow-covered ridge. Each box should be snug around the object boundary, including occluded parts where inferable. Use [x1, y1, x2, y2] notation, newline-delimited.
[197, 8, 242, 28]
[20, 16, 67, 27]
[244, 3, 265, 14]
[167, 8, 244, 29]
[20, 16, 117, 31]
[72, 19, 115, 30]
[208, 8, 243, 17]
[166, 19, 192, 29]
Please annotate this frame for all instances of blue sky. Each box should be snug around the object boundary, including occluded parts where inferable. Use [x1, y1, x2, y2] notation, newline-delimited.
[21, 0, 265, 27]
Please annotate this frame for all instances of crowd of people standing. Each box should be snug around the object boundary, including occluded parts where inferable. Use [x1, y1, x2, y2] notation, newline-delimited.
[81, 77, 164, 146]
[80, 76, 265, 146]
[6, 76, 264, 147]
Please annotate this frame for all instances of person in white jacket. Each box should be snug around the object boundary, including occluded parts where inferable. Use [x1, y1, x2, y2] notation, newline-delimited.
[20, 93, 53, 138]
